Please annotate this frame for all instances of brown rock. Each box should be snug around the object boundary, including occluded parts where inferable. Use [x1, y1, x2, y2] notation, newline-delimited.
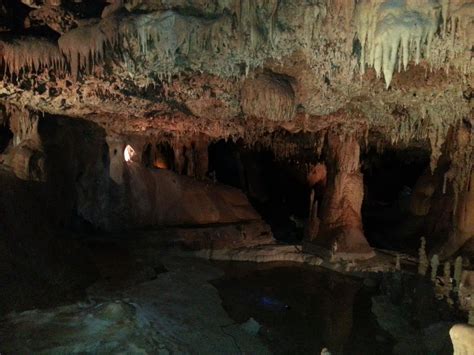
[409, 169, 436, 216]
[124, 163, 261, 228]
[313, 133, 374, 260]
[241, 72, 295, 122]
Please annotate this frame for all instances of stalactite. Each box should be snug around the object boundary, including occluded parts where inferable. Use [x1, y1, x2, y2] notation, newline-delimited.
[355, 0, 473, 88]
[58, 17, 120, 79]
[0, 38, 64, 78]
[302, 4, 323, 48]
[119, 10, 236, 77]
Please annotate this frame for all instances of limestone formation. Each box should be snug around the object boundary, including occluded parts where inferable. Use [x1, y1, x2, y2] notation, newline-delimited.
[431, 254, 440, 282]
[0, 2, 473, 350]
[241, 73, 296, 122]
[355, 0, 473, 88]
[409, 171, 436, 216]
[450, 324, 474, 355]
[470, 296, 474, 326]
[123, 162, 263, 229]
[0, 37, 64, 77]
[455, 256, 464, 292]
[418, 237, 429, 276]
[306, 163, 327, 241]
[443, 261, 453, 303]
[312, 132, 375, 261]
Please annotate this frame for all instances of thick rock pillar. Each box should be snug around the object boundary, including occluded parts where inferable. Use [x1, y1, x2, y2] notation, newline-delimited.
[173, 143, 186, 175]
[305, 163, 327, 241]
[438, 169, 474, 258]
[194, 139, 209, 179]
[314, 133, 374, 260]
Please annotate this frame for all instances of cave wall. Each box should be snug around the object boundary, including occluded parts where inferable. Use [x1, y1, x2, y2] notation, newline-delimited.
[0, 0, 471, 262]
[0, 104, 264, 232]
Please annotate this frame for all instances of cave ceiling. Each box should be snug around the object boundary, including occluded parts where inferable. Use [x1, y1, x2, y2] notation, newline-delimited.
[0, 0, 472, 157]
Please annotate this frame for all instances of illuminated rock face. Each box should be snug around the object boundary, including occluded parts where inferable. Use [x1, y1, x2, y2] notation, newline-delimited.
[0, 0, 472, 87]
[123, 163, 261, 228]
[354, 0, 474, 88]
[0, 1, 472, 261]
[314, 133, 375, 260]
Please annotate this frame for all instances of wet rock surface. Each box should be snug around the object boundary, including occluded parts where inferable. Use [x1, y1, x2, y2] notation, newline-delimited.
[0, 1, 472, 352]
[0, 256, 271, 354]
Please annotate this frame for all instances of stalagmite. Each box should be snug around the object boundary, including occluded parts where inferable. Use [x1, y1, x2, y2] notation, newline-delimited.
[311, 133, 374, 261]
[194, 139, 209, 180]
[418, 237, 429, 276]
[409, 171, 436, 216]
[438, 168, 474, 258]
[454, 256, 463, 292]
[0, 2, 474, 354]
[431, 254, 440, 281]
[443, 261, 453, 303]
[173, 143, 185, 175]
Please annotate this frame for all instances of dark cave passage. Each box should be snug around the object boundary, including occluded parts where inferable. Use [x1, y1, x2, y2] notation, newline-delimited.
[0, 114, 469, 355]
[0, 123, 13, 153]
[1, 0, 473, 352]
[361, 147, 431, 252]
[208, 139, 313, 243]
[142, 142, 175, 170]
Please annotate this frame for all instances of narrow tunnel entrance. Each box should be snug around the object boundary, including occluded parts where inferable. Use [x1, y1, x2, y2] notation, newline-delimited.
[142, 142, 175, 170]
[0, 123, 13, 153]
[208, 139, 314, 243]
[361, 146, 431, 252]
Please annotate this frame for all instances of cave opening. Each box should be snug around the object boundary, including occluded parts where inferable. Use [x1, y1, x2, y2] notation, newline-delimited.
[1, 0, 473, 351]
[361, 146, 431, 252]
[142, 142, 175, 170]
[0, 122, 13, 153]
[208, 139, 313, 243]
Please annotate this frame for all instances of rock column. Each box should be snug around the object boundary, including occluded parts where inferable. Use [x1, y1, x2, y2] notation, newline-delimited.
[314, 133, 374, 260]
[440, 169, 474, 258]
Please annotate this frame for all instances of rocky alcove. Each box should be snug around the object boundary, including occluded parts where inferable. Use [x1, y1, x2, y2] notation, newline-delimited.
[0, 0, 473, 354]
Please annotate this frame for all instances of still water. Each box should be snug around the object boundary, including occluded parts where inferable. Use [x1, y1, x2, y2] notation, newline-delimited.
[211, 261, 455, 355]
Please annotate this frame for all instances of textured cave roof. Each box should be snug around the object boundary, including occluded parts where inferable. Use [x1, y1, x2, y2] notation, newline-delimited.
[0, 0, 471, 155]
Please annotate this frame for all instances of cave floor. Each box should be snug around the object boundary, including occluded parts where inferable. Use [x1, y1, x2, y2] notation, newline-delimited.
[0, 232, 464, 355]
[1, 255, 271, 354]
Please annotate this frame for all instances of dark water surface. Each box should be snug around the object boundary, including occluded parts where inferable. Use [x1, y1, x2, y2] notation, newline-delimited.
[211, 262, 393, 355]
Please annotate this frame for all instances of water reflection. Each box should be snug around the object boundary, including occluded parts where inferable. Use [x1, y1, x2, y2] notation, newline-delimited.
[211, 262, 389, 354]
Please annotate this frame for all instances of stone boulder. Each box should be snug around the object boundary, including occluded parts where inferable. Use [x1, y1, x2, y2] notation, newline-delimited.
[123, 162, 262, 228]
